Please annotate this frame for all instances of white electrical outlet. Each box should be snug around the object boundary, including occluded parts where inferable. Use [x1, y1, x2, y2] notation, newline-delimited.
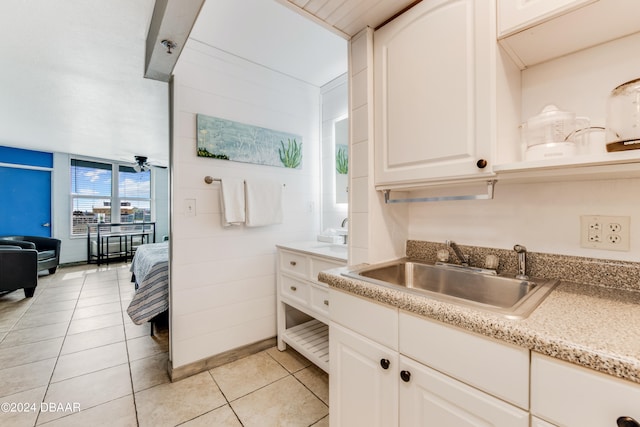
[580, 215, 630, 251]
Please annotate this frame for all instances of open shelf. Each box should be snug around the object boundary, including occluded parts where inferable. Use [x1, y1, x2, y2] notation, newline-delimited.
[281, 319, 329, 373]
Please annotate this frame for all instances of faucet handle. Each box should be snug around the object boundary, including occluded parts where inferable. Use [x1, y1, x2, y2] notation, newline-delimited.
[513, 244, 527, 253]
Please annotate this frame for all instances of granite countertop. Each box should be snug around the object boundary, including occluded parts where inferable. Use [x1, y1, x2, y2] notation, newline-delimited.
[318, 266, 640, 385]
[276, 241, 348, 262]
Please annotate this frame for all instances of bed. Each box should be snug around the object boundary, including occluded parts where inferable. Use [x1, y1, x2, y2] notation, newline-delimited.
[127, 241, 169, 326]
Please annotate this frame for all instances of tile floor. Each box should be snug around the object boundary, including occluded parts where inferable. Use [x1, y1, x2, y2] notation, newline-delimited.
[0, 263, 329, 427]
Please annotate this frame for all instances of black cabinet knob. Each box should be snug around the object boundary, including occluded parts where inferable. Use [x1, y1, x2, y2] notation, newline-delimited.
[476, 159, 488, 169]
[617, 417, 640, 427]
[380, 359, 390, 370]
[400, 370, 411, 382]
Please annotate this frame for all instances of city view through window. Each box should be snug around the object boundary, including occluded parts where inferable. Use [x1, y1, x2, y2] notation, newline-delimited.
[71, 160, 151, 235]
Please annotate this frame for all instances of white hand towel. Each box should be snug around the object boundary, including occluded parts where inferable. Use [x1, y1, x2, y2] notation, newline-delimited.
[245, 180, 283, 227]
[220, 178, 246, 226]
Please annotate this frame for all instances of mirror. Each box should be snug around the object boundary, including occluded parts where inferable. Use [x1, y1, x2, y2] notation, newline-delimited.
[320, 74, 348, 231]
[334, 116, 349, 204]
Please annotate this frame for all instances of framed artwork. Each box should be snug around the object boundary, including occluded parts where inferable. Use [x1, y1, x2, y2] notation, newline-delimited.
[196, 114, 302, 169]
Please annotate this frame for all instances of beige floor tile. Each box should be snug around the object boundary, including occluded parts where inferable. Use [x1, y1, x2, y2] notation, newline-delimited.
[211, 351, 289, 401]
[180, 404, 242, 427]
[26, 299, 78, 315]
[231, 375, 328, 427]
[0, 386, 46, 427]
[39, 363, 132, 424]
[75, 293, 121, 308]
[0, 322, 69, 348]
[0, 358, 56, 398]
[126, 333, 168, 361]
[294, 365, 329, 405]
[34, 290, 80, 304]
[79, 286, 121, 299]
[36, 394, 137, 427]
[61, 325, 125, 355]
[130, 352, 171, 392]
[311, 415, 330, 427]
[266, 346, 312, 373]
[124, 322, 152, 340]
[51, 341, 128, 382]
[66, 312, 123, 335]
[72, 302, 122, 320]
[12, 310, 73, 331]
[0, 337, 64, 370]
[135, 371, 226, 427]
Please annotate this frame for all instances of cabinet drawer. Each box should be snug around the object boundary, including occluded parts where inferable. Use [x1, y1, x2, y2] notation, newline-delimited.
[399, 311, 529, 409]
[531, 353, 640, 427]
[329, 289, 398, 350]
[310, 284, 330, 319]
[280, 250, 308, 278]
[280, 275, 310, 307]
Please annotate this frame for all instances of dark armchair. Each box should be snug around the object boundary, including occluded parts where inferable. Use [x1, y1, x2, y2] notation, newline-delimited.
[0, 235, 61, 274]
[0, 246, 38, 297]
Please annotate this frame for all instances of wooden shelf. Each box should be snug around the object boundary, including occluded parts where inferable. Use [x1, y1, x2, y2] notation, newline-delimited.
[281, 319, 329, 373]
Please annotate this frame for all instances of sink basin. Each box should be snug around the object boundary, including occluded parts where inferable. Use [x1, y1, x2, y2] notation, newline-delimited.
[342, 259, 558, 319]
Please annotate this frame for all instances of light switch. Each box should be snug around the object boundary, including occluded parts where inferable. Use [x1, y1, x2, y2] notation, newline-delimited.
[185, 199, 196, 217]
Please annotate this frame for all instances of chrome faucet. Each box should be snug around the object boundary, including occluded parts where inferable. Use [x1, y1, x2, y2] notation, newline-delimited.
[514, 244, 529, 280]
[341, 217, 348, 228]
[446, 240, 469, 267]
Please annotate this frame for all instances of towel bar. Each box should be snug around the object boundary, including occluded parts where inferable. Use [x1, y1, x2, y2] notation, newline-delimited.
[204, 176, 285, 187]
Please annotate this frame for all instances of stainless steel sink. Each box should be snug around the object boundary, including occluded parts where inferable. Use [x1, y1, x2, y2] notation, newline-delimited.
[342, 259, 558, 319]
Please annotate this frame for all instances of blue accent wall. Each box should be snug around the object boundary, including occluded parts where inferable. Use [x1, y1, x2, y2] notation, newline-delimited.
[0, 146, 53, 168]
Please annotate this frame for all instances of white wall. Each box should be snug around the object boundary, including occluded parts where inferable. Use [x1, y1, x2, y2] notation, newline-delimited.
[170, 40, 321, 368]
[407, 33, 640, 262]
[349, 29, 408, 266]
[320, 74, 349, 230]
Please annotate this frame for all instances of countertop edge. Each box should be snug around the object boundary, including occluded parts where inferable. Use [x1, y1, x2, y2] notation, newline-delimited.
[318, 268, 640, 385]
[276, 241, 348, 262]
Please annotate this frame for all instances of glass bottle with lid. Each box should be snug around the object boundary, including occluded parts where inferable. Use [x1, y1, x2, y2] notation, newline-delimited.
[605, 77, 640, 152]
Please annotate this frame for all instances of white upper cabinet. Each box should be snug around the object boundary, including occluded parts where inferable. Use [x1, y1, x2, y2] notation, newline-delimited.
[373, 0, 496, 189]
[498, 0, 640, 69]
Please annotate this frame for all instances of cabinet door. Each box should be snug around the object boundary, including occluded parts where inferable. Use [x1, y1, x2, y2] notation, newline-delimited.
[531, 416, 557, 427]
[330, 323, 398, 427]
[374, 0, 495, 187]
[531, 353, 640, 427]
[399, 356, 529, 427]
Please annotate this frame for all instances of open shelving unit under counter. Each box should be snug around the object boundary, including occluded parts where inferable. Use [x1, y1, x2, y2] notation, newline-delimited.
[275, 241, 347, 373]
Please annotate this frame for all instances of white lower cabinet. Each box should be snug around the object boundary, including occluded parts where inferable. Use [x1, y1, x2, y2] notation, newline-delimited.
[329, 289, 529, 427]
[531, 353, 640, 427]
[399, 356, 529, 427]
[329, 323, 398, 427]
[276, 247, 345, 373]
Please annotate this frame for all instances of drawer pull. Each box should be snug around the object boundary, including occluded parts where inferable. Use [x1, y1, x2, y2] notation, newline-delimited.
[289, 261, 297, 266]
[380, 359, 390, 370]
[400, 370, 411, 382]
[290, 286, 297, 291]
[323, 300, 329, 306]
[617, 417, 640, 427]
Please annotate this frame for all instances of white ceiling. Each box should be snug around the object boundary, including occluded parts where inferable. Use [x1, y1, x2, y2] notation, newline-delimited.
[0, 0, 412, 165]
[189, 0, 348, 87]
[0, 0, 170, 166]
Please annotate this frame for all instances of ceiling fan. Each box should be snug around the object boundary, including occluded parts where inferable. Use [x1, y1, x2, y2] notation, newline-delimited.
[133, 155, 151, 173]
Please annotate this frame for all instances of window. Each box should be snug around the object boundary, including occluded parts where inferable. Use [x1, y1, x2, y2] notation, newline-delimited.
[71, 159, 152, 235]
[118, 165, 151, 223]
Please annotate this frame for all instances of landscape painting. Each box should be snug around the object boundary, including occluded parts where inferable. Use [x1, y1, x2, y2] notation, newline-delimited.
[196, 114, 302, 169]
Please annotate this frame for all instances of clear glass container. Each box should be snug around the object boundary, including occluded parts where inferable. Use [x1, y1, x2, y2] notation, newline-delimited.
[605, 77, 640, 152]
[522, 104, 577, 147]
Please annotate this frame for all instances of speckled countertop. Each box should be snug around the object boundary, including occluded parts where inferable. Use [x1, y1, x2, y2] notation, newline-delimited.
[318, 241, 640, 385]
